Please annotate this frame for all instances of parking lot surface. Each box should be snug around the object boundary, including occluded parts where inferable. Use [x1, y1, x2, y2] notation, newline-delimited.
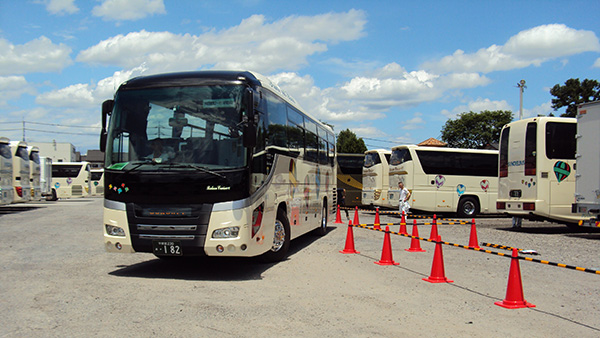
[1, 198, 599, 337]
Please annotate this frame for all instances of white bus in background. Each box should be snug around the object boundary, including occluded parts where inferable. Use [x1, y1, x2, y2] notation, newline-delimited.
[100, 71, 335, 261]
[496, 116, 584, 227]
[10, 141, 31, 203]
[389, 145, 499, 217]
[0, 137, 14, 205]
[40, 156, 56, 201]
[27, 146, 41, 201]
[91, 168, 104, 196]
[362, 149, 392, 208]
[51, 161, 92, 199]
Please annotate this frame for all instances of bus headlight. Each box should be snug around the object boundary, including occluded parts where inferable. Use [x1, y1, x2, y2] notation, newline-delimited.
[212, 226, 240, 239]
[105, 224, 125, 237]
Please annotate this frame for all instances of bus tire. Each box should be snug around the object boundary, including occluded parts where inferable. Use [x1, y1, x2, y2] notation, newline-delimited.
[458, 196, 479, 218]
[314, 201, 328, 236]
[260, 208, 291, 263]
[46, 189, 58, 201]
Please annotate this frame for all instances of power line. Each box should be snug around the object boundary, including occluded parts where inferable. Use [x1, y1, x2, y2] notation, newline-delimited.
[24, 128, 98, 136]
[1, 120, 100, 129]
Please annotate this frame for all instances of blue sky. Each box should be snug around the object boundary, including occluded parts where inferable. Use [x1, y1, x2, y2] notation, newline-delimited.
[1, 0, 599, 153]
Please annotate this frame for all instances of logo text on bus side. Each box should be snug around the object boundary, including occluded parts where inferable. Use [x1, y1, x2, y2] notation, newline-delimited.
[206, 185, 231, 191]
[508, 160, 525, 167]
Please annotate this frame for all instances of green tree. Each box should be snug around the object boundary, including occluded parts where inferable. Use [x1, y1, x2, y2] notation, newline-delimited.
[336, 129, 367, 154]
[441, 110, 513, 149]
[550, 78, 600, 117]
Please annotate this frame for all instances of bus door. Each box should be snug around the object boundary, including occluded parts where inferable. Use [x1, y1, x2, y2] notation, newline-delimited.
[411, 154, 437, 212]
[545, 121, 577, 218]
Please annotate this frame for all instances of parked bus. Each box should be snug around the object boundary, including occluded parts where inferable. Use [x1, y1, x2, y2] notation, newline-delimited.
[100, 71, 335, 261]
[0, 137, 13, 205]
[51, 161, 92, 199]
[389, 145, 498, 217]
[91, 168, 104, 196]
[336, 153, 363, 207]
[10, 141, 31, 203]
[40, 156, 56, 201]
[27, 146, 41, 201]
[496, 116, 582, 226]
[362, 149, 392, 208]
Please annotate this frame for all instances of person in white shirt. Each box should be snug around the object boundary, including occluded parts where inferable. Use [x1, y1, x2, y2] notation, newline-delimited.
[398, 181, 411, 214]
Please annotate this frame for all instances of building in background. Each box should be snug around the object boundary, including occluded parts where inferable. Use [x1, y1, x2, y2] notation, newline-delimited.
[27, 141, 80, 163]
[81, 150, 104, 169]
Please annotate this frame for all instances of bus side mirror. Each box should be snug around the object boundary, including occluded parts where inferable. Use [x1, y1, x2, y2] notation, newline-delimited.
[100, 99, 114, 152]
[243, 123, 257, 148]
[242, 88, 257, 148]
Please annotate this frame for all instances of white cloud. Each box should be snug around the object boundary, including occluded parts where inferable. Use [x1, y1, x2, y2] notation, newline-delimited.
[441, 98, 513, 119]
[524, 101, 553, 118]
[269, 72, 385, 124]
[332, 63, 490, 111]
[402, 112, 425, 130]
[36, 83, 95, 108]
[503, 24, 600, 59]
[92, 0, 166, 21]
[423, 24, 600, 74]
[351, 126, 385, 138]
[35, 64, 149, 108]
[44, 0, 79, 15]
[77, 10, 367, 74]
[0, 37, 72, 75]
[0, 76, 36, 106]
[593, 57, 600, 68]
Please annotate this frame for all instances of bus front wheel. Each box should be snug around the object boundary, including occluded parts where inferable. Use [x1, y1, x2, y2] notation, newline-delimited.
[314, 201, 328, 236]
[458, 197, 479, 218]
[260, 208, 291, 262]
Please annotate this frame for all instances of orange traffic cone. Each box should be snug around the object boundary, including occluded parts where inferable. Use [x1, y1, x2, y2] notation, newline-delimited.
[423, 235, 454, 283]
[340, 220, 360, 254]
[495, 249, 535, 309]
[399, 211, 408, 235]
[429, 214, 439, 241]
[353, 206, 360, 226]
[374, 207, 381, 230]
[468, 218, 480, 249]
[334, 205, 343, 224]
[405, 219, 426, 252]
[375, 226, 399, 266]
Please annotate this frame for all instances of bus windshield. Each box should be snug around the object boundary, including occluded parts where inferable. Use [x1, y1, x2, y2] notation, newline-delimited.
[364, 153, 381, 168]
[390, 148, 412, 165]
[106, 85, 248, 171]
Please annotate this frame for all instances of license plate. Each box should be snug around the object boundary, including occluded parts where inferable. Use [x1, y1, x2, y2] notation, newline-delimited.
[153, 240, 183, 256]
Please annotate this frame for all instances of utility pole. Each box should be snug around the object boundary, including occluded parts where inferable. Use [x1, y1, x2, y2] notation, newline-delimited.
[517, 79, 526, 120]
[22, 118, 25, 141]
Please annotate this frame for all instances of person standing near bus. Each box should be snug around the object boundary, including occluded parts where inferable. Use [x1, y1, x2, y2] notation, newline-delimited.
[398, 181, 411, 214]
[337, 188, 350, 220]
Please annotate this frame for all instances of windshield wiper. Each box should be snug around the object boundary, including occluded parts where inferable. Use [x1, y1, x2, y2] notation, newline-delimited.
[168, 163, 226, 179]
[123, 160, 157, 173]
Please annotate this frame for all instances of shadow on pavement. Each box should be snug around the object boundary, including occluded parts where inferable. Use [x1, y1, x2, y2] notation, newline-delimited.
[108, 226, 336, 281]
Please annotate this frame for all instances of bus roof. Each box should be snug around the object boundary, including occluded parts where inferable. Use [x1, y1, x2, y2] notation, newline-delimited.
[365, 149, 391, 155]
[9, 140, 27, 148]
[391, 144, 497, 154]
[502, 116, 576, 129]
